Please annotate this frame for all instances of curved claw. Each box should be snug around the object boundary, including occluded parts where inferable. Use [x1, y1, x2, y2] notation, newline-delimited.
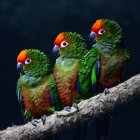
[72, 103, 79, 111]
[31, 119, 39, 126]
[41, 115, 47, 125]
[64, 106, 71, 112]
[104, 88, 110, 95]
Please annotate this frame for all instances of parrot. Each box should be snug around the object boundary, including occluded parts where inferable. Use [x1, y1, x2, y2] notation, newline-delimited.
[52, 32, 99, 111]
[16, 49, 62, 126]
[88, 19, 130, 140]
[89, 19, 130, 93]
[52, 32, 100, 140]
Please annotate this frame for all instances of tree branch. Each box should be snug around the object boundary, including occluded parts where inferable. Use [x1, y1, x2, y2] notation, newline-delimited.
[0, 74, 140, 140]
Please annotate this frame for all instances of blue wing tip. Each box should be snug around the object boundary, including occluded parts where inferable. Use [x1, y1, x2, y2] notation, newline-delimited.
[50, 91, 55, 105]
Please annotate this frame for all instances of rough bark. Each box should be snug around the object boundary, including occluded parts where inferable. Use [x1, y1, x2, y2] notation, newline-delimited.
[0, 74, 140, 140]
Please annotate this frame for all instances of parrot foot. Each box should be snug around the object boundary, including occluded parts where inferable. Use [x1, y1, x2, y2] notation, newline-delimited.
[104, 88, 110, 95]
[64, 106, 71, 112]
[72, 103, 79, 111]
[41, 115, 47, 125]
[31, 119, 39, 126]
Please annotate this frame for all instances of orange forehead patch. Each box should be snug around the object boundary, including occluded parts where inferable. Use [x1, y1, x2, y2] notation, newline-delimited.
[91, 19, 103, 32]
[17, 49, 27, 63]
[54, 33, 65, 45]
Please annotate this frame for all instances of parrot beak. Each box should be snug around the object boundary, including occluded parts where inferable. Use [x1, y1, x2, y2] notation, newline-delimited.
[17, 62, 23, 73]
[89, 31, 96, 46]
[53, 45, 60, 58]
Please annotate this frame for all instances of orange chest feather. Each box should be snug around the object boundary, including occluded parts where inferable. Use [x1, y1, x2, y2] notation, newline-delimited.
[21, 79, 51, 117]
[53, 67, 79, 106]
[99, 55, 124, 88]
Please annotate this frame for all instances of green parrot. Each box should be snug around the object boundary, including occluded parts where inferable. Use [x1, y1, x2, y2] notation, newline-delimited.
[52, 32, 99, 110]
[89, 19, 130, 140]
[16, 49, 61, 125]
[89, 19, 130, 93]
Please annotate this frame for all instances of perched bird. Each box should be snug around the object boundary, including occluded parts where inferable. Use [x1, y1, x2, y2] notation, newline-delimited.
[53, 32, 98, 110]
[52, 32, 99, 140]
[16, 49, 61, 125]
[89, 19, 130, 93]
[89, 19, 130, 140]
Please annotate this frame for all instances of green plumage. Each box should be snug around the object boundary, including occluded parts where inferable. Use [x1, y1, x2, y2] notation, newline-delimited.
[25, 49, 51, 79]
[60, 32, 88, 58]
[16, 49, 61, 121]
[53, 32, 99, 106]
[90, 19, 130, 92]
[49, 74, 62, 110]
[78, 47, 100, 98]
[88, 19, 131, 140]
[97, 19, 123, 45]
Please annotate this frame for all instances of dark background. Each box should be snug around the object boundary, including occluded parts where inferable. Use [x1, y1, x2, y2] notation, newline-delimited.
[0, 0, 140, 139]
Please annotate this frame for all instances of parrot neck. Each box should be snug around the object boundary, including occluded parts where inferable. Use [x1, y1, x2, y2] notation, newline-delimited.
[60, 49, 88, 59]
[19, 74, 50, 87]
[55, 57, 80, 68]
[95, 42, 121, 55]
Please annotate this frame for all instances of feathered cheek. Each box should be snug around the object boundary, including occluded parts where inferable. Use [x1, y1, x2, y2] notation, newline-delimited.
[59, 48, 64, 53]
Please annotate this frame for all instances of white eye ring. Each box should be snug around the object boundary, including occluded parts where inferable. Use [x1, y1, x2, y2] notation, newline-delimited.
[25, 58, 32, 64]
[61, 41, 68, 48]
[98, 29, 105, 35]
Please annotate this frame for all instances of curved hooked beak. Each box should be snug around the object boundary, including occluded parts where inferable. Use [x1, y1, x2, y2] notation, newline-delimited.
[89, 31, 96, 46]
[17, 62, 23, 73]
[53, 45, 60, 58]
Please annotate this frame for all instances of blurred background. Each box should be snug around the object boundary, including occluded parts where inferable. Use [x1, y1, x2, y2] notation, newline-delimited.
[0, 0, 140, 139]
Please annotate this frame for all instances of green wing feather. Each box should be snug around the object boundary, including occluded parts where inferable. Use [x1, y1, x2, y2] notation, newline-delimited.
[91, 61, 98, 85]
[49, 74, 63, 110]
[16, 80, 22, 102]
[124, 48, 130, 60]
[121, 48, 131, 81]
[16, 80, 28, 121]
[16, 79, 36, 121]
[78, 47, 100, 99]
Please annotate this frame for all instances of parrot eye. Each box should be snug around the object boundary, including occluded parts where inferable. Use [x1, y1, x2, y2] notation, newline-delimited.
[25, 58, 32, 64]
[61, 41, 69, 48]
[98, 29, 105, 35]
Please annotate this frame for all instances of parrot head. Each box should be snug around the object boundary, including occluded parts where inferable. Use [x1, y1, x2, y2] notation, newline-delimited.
[53, 32, 87, 58]
[17, 49, 51, 77]
[89, 19, 123, 46]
